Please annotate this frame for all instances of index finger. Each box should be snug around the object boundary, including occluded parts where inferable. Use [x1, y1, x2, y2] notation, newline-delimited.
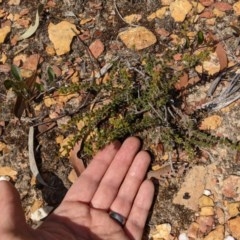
[64, 139, 122, 203]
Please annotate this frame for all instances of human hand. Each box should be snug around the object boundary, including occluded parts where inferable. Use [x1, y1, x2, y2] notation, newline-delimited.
[0, 137, 154, 240]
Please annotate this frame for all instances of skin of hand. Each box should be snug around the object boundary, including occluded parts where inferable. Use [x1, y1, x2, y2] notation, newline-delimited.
[0, 137, 154, 240]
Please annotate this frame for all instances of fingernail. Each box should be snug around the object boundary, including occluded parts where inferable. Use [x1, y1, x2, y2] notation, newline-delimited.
[0, 176, 11, 182]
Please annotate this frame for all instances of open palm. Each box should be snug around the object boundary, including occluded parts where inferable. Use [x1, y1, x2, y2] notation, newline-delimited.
[0, 137, 154, 240]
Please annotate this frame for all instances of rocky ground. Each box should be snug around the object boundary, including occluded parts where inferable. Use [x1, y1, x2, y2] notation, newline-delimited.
[1, 0, 240, 239]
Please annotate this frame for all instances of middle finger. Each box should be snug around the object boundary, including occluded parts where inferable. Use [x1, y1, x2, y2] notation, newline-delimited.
[90, 137, 141, 209]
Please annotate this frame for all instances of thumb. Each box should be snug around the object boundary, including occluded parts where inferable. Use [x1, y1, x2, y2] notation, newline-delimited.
[0, 180, 28, 234]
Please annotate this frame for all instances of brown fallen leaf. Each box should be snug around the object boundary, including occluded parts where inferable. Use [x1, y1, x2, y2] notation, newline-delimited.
[175, 72, 189, 90]
[0, 142, 9, 154]
[22, 54, 42, 73]
[14, 71, 38, 118]
[69, 140, 85, 176]
[68, 169, 78, 183]
[215, 43, 228, 71]
[30, 199, 44, 214]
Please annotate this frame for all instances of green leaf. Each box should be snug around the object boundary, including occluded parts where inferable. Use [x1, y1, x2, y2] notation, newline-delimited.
[11, 65, 22, 81]
[184, 37, 190, 49]
[197, 31, 204, 45]
[4, 79, 15, 90]
[47, 67, 55, 82]
[35, 82, 45, 92]
[18, 4, 44, 41]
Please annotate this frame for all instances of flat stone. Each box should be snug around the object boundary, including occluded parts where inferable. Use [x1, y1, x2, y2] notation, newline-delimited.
[0, 26, 11, 44]
[155, 7, 168, 19]
[203, 225, 224, 240]
[199, 206, 215, 216]
[226, 202, 240, 217]
[123, 14, 142, 24]
[198, 195, 214, 208]
[150, 223, 172, 240]
[222, 175, 240, 200]
[228, 217, 240, 239]
[196, 216, 214, 234]
[200, 0, 214, 7]
[89, 39, 104, 58]
[187, 222, 201, 239]
[118, 26, 157, 50]
[202, 52, 221, 75]
[173, 166, 207, 211]
[192, 1, 205, 13]
[233, 1, 240, 16]
[48, 21, 79, 55]
[199, 115, 222, 130]
[170, 0, 192, 22]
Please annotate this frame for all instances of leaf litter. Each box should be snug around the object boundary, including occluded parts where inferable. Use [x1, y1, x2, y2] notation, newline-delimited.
[0, 0, 240, 239]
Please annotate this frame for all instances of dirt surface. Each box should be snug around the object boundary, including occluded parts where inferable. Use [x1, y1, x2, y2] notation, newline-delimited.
[1, 0, 240, 239]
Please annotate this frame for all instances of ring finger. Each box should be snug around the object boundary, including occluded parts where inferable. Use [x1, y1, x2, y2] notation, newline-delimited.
[109, 150, 151, 218]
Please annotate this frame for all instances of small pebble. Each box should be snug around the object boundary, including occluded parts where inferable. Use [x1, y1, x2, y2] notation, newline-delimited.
[224, 236, 235, 240]
[203, 189, 212, 196]
[179, 232, 189, 240]
[30, 206, 54, 222]
[0, 176, 10, 181]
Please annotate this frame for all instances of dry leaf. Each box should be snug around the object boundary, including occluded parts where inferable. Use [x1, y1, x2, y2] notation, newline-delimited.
[28, 127, 49, 187]
[18, 4, 43, 40]
[80, 17, 93, 25]
[30, 199, 44, 214]
[175, 72, 189, 90]
[68, 169, 78, 183]
[0, 166, 17, 181]
[0, 142, 9, 154]
[56, 134, 74, 157]
[0, 64, 11, 73]
[69, 140, 85, 176]
[57, 93, 79, 104]
[0, 53, 7, 63]
[215, 43, 228, 71]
